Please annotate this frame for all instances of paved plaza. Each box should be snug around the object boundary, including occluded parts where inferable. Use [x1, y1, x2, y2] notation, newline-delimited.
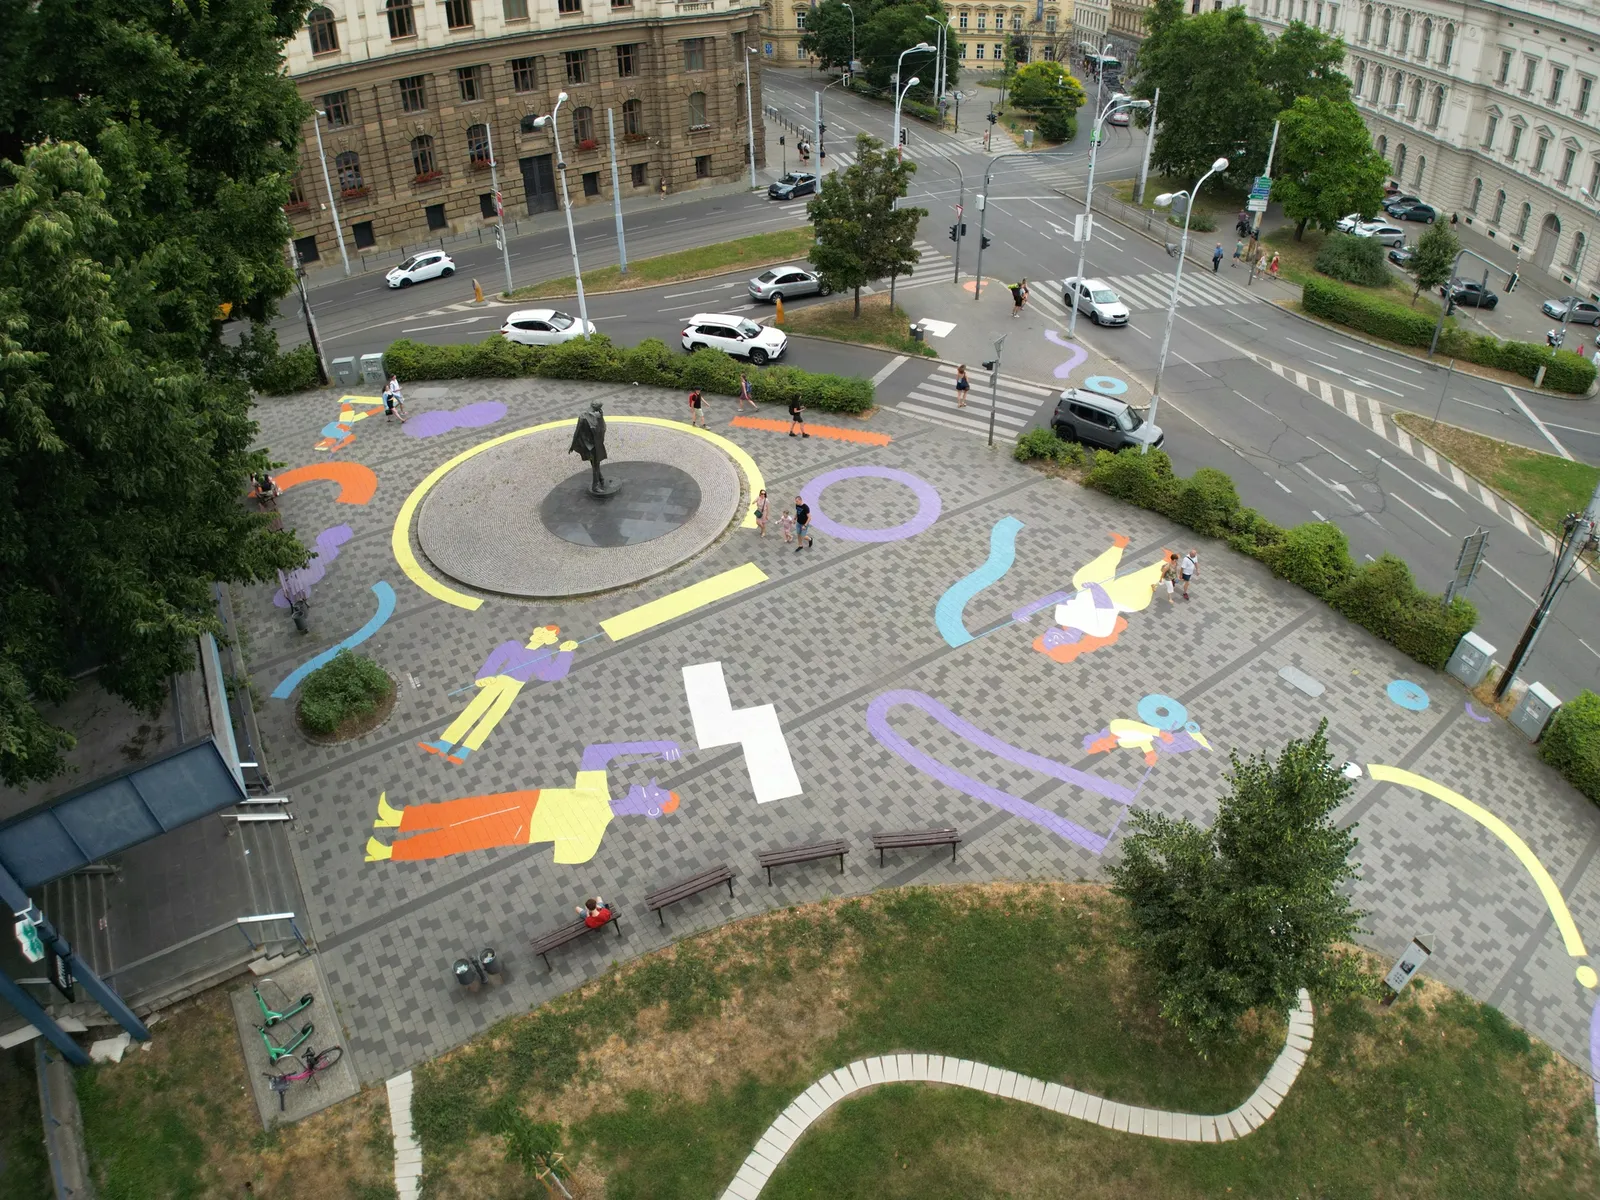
[244, 375, 1600, 1085]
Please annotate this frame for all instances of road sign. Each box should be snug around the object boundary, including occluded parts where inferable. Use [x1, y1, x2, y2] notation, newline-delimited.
[46, 947, 75, 1003]
[494, 190, 504, 216]
[1246, 198, 1269, 213]
[1382, 937, 1432, 1004]
[1248, 174, 1272, 201]
[14, 917, 43, 963]
[1444, 527, 1488, 605]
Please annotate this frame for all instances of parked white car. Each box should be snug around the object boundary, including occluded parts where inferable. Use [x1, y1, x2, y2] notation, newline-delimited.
[1336, 212, 1379, 233]
[1061, 277, 1129, 326]
[500, 309, 597, 345]
[386, 251, 456, 288]
[680, 313, 788, 365]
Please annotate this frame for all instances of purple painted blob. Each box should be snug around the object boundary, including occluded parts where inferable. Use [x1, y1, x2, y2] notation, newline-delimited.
[865, 690, 1134, 855]
[1466, 701, 1493, 723]
[404, 401, 508, 439]
[1012, 590, 1070, 623]
[1043, 330, 1089, 379]
[1590, 994, 1600, 1115]
[273, 525, 354, 607]
[800, 465, 942, 543]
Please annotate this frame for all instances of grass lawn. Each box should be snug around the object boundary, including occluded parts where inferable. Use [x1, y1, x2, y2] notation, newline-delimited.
[781, 293, 938, 357]
[0, 1046, 50, 1199]
[1393, 413, 1600, 534]
[407, 884, 1598, 1199]
[1261, 227, 1441, 313]
[75, 986, 395, 1200]
[505, 228, 814, 300]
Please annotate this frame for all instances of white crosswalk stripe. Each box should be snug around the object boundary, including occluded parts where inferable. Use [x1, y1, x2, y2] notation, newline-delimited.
[894, 364, 1056, 441]
[1036, 272, 1260, 313]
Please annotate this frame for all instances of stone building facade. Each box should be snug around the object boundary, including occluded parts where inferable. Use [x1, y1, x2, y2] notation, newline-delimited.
[283, 0, 764, 264]
[1251, 0, 1600, 292]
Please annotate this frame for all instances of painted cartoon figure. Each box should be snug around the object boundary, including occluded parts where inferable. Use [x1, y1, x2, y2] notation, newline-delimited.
[1083, 693, 1211, 765]
[1034, 534, 1174, 664]
[419, 625, 577, 764]
[366, 741, 683, 864]
[314, 397, 384, 453]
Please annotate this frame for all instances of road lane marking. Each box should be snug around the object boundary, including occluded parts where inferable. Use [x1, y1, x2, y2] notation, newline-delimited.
[1484, 558, 1538, 603]
[1364, 448, 1461, 506]
[1390, 490, 1452, 536]
[872, 355, 910, 386]
[1503, 385, 1576, 460]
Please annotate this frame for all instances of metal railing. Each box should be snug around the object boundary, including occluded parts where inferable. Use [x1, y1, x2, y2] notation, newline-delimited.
[96, 913, 309, 1007]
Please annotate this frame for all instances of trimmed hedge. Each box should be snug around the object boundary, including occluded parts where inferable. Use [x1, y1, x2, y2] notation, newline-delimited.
[1080, 447, 1477, 670]
[383, 335, 873, 413]
[1539, 689, 1600, 804]
[1301, 276, 1597, 394]
[1313, 234, 1389, 288]
[1013, 427, 1086, 468]
[298, 649, 392, 736]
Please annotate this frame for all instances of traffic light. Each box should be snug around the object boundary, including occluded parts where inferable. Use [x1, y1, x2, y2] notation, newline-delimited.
[899, 128, 908, 145]
[949, 222, 966, 241]
[987, 111, 998, 125]
[981, 233, 992, 249]
[778, 134, 785, 145]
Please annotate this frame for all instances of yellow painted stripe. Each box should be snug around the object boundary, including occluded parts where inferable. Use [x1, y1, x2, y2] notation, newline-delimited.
[1368, 764, 1588, 959]
[391, 416, 769, 610]
[601, 562, 768, 641]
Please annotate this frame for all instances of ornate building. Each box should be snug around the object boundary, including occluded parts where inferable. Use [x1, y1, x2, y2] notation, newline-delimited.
[283, 0, 764, 264]
[1252, 0, 1600, 289]
[758, 1, 1069, 76]
[1107, 0, 1152, 69]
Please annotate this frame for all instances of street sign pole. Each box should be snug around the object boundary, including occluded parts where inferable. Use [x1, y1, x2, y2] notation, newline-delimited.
[1443, 527, 1488, 607]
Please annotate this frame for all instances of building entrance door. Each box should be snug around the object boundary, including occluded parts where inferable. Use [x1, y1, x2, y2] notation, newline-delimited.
[1534, 212, 1562, 272]
[520, 154, 557, 214]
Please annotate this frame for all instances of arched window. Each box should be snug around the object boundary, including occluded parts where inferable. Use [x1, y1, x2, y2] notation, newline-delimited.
[334, 150, 362, 194]
[1378, 7, 1391, 46]
[1517, 202, 1533, 237]
[1408, 79, 1423, 118]
[1394, 143, 1407, 177]
[1469, 177, 1482, 212]
[1360, 3, 1372, 40]
[1372, 66, 1384, 101]
[1492, 189, 1507, 224]
[1354, 61, 1366, 95]
[1419, 18, 1431, 59]
[1376, 133, 1387, 157]
[573, 106, 595, 146]
[1399, 13, 1410, 53]
[1413, 153, 1425, 186]
[1389, 71, 1403, 108]
[466, 123, 491, 166]
[1440, 23, 1454, 66]
[385, 0, 416, 38]
[1569, 231, 1587, 270]
[688, 90, 708, 128]
[411, 135, 436, 179]
[307, 6, 338, 54]
[622, 98, 644, 137]
[1428, 86, 1444, 126]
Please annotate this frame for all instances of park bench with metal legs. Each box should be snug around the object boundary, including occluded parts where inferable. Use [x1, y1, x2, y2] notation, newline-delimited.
[757, 839, 848, 886]
[529, 907, 623, 970]
[871, 827, 961, 866]
[645, 865, 735, 927]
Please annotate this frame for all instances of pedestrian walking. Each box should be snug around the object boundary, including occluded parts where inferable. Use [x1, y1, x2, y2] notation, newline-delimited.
[687, 386, 707, 427]
[780, 508, 796, 543]
[1180, 549, 1198, 601]
[787, 397, 808, 437]
[1158, 553, 1179, 604]
[1212, 243, 1224, 273]
[1233, 239, 1244, 267]
[737, 372, 756, 413]
[955, 364, 970, 408]
[383, 375, 407, 423]
[754, 488, 770, 537]
[1268, 253, 1280, 277]
[575, 896, 613, 928]
[1010, 279, 1029, 317]
[793, 495, 814, 552]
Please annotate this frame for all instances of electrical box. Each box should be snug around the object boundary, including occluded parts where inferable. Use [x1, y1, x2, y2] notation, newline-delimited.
[359, 353, 386, 385]
[331, 356, 358, 386]
[1446, 631, 1495, 689]
[1510, 682, 1561, 743]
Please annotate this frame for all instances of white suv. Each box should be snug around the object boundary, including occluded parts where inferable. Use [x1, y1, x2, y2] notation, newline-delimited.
[500, 308, 597, 345]
[1061, 277, 1129, 326]
[386, 251, 456, 288]
[680, 314, 788, 365]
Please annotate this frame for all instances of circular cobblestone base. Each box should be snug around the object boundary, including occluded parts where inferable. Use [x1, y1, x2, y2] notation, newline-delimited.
[416, 423, 740, 598]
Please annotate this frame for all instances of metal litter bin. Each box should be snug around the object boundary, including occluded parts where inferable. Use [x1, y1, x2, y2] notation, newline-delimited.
[1446, 631, 1495, 689]
[359, 353, 386, 385]
[331, 356, 357, 386]
[909, 324, 924, 342]
[1509, 682, 1561, 742]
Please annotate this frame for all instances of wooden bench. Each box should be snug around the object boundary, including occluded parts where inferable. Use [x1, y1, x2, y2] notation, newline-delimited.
[645, 865, 735, 927]
[529, 907, 623, 970]
[757, 840, 848, 886]
[871, 827, 961, 866]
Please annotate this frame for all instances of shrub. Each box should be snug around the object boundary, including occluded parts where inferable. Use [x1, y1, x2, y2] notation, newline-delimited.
[1267, 521, 1353, 597]
[252, 343, 322, 395]
[1314, 233, 1389, 287]
[297, 649, 392, 735]
[1539, 690, 1600, 803]
[1034, 109, 1076, 142]
[1171, 211, 1217, 233]
[1302, 276, 1437, 344]
[1330, 553, 1477, 669]
[1015, 428, 1064, 461]
[1083, 446, 1180, 510]
[1167, 467, 1241, 538]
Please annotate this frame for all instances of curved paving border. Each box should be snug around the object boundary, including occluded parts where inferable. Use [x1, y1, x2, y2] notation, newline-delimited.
[719, 989, 1314, 1200]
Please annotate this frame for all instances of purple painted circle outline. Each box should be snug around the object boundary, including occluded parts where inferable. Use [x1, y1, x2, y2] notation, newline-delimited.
[800, 466, 942, 543]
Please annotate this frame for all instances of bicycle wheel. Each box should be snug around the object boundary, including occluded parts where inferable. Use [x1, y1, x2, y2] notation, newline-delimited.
[307, 1046, 344, 1074]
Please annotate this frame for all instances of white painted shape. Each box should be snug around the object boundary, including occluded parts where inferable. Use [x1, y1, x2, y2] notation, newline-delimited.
[870, 355, 909, 386]
[1421, 444, 1440, 472]
[916, 318, 958, 338]
[682, 662, 802, 804]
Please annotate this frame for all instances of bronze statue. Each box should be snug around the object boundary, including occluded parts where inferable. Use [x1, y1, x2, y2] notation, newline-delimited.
[569, 401, 620, 496]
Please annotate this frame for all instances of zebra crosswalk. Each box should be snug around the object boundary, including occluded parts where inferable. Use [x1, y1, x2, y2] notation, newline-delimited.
[1029, 271, 1261, 317]
[894, 363, 1057, 442]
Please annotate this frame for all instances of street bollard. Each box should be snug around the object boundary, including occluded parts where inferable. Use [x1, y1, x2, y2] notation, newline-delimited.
[473, 278, 485, 303]
[774, 296, 785, 325]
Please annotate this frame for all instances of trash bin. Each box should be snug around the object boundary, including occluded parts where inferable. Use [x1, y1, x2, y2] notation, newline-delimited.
[1509, 682, 1561, 742]
[909, 324, 924, 342]
[1446, 631, 1496, 689]
[331, 356, 357, 386]
[359, 353, 386, 385]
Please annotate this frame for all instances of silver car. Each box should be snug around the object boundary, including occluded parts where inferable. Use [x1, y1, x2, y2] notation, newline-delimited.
[1061, 277, 1129, 326]
[748, 266, 831, 303]
[1352, 222, 1407, 248]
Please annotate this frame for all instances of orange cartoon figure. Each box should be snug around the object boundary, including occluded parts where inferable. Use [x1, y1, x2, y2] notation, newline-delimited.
[314, 397, 384, 453]
[1034, 535, 1174, 664]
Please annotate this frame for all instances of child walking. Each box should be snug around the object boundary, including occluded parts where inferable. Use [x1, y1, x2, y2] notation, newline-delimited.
[779, 509, 796, 543]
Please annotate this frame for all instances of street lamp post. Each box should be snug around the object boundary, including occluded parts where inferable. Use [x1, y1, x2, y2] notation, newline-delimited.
[533, 93, 590, 334]
[606, 108, 629, 275]
[925, 15, 947, 123]
[972, 147, 1079, 298]
[311, 112, 351, 277]
[842, 3, 857, 81]
[893, 42, 936, 160]
[744, 46, 760, 189]
[890, 72, 921, 310]
[1428, 245, 1501, 356]
[1067, 92, 1150, 336]
[1495, 476, 1600, 699]
[481, 120, 514, 297]
[1146, 157, 1230, 451]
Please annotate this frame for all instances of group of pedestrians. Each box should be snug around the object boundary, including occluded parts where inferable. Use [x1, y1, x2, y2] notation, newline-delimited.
[752, 488, 814, 551]
[1157, 549, 1199, 602]
[1214, 242, 1279, 277]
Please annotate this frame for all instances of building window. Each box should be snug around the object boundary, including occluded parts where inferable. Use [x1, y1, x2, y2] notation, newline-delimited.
[1508, 123, 1523, 162]
[386, 0, 416, 37]
[1534, 135, 1550, 173]
[1468, 177, 1481, 212]
[458, 66, 482, 102]
[1561, 147, 1577, 185]
[1428, 86, 1443, 126]
[684, 38, 707, 70]
[307, 6, 338, 54]
[631, 162, 647, 187]
[977, 11, 986, 29]
[564, 50, 589, 84]
[558, 0, 581, 12]
[445, 0, 473, 28]
[1328, 2, 1338, 28]
[1440, 23, 1454, 66]
[688, 90, 708, 128]
[1314, 2, 1323, 27]
[1376, 133, 1386, 157]
[1523, 57, 1538, 92]
[1354, 61, 1365, 95]
[504, 0, 528, 19]
[583, 170, 601, 196]
[398, 75, 428, 113]
[1398, 13, 1409, 53]
[1492, 189, 1506, 224]
[695, 154, 711, 178]
[1371, 66, 1383, 101]
[411, 134, 437, 179]
[294, 235, 319, 264]
[1572, 232, 1587, 270]
[1011, 12, 1021, 30]
[520, 113, 541, 134]
[1498, 50, 1513, 85]
[1378, 7, 1390, 47]
[623, 98, 644, 137]
[1517, 202, 1532, 237]
[613, 0, 632, 8]
[1592, 161, 1600, 197]
[1359, 4, 1371, 40]
[573, 105, 595, 146]
[511, 57, 539, 92]
[467, 123, 492, 166]
[323, 91, 352, 128]
[959, 10, 968, 26]
[975, 42, 985, 58]
[335, 150, 363, 194]
[286, 176, 306, 208]
[1413, 153, 1424, 186]
[1483, 113, 1498, 148]
[616, 43, 639, 77]
[1550, 67, 1566, 104]
[1388, 72, 1402, 108]
[1580, 77, 1594, 116]
[1419, 18, 1431, 59]
[1394, 143, 1406, 177]
[1408, 79, 1422, 119]
[480, 192, 498, 218]
[353, 220, 376, 249]
[994, 43, 1002, 58]
[1045, 14, 1055, 32]
[425, 203, 448, 230]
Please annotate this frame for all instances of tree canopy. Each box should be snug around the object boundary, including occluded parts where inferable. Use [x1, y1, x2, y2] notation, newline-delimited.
[1408, 222, 1461, 304]
[807, 133, 926, 316]
[855, 0, 959, 102]
[0, 0, 311, 786]
[799, 0, 857, 70]
[1271, 94, 1390, 239]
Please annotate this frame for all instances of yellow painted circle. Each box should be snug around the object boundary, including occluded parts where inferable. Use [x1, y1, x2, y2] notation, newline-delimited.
[1577, 965, 1597, 989]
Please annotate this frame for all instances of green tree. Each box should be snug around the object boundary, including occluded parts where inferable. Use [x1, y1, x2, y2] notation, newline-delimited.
[807, 133, 926, 316]
[1271, 95, 1389, 239]
[1408, 221, 1461, 304]
[799, 0, 860, 70]
[0, 0, 312, 786]
[1108, 721, 1368, 1052]
[857, 0, 957, 100]
[1009, 61, 1086, 113]
[1260, 20, 1351, 109]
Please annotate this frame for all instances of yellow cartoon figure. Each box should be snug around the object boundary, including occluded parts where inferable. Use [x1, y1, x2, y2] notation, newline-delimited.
[419, 625, 578, 764]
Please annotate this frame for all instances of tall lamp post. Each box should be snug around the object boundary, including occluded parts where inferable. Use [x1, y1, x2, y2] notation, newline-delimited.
[744, 46, 760, 188]
[889, 72, 921, 310]
[533, 93, 590, 334]
[842, 2, 857, 82]
[924, 14, 948, 122]
[1067, 92, 1150, 335]
[311, 111, 351, 277]
[893, 42, 936, 160]
[481, 120, 514, 297]
[1145, 157, 1230, 450]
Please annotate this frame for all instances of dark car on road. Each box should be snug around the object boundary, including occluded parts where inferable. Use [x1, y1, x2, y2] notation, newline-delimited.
[1390, 202, 1438, 223]
[1382, 193, 1423, 214]
[1442, 280, 1499, 310]
[1542, 295, 1600, 325]
[1388, 245, 1416, 266]
[1052, 388, 1163, 452]
[768, 172, 817, 200]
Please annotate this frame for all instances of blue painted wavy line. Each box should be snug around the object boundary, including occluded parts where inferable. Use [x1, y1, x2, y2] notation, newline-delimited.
[272, 581, 398, 699]
[935, 516, 1024, 648]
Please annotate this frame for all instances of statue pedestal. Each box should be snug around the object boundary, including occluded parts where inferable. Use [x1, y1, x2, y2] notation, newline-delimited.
[587, 477, 622, 497]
